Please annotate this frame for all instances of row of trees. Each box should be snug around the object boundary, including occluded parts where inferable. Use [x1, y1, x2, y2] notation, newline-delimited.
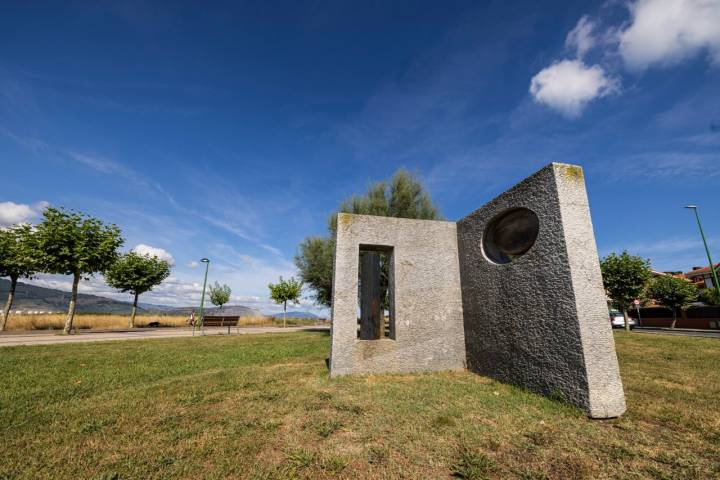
[0, 207, 171, 333]
[600, 251, 701, 330]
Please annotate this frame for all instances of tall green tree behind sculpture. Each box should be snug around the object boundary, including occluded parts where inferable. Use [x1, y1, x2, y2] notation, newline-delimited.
[600, 251, 652, 331]
[0, 224, 38, 331]
[35, 207, 124, 334]
[105, 252, 171, 328]
[646, 275, 698, 329]
[268, 276, 303, 328]
[295, 168, 442, 307]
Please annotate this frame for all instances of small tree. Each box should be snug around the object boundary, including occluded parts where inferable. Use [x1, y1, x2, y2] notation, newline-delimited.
[105, 252, 171, 328]
[0, 224, 38, 331]
[600, 251, 652, 331]
[647, 276, 698, 328]
[268, 276, 303, 328]
[35, 207, 123, 334]
[209, 282, 231, 310]
[699, 288, 719, 306]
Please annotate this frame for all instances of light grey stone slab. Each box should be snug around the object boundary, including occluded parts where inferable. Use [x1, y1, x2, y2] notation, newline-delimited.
[456, 163, 625, 418]
[329, 214, 467, 377]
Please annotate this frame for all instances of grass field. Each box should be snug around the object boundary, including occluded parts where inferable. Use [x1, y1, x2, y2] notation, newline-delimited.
[1, 332, 718, 479]
[2, 314, 320, 331]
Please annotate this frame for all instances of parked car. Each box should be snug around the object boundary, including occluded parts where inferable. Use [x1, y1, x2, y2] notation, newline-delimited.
[610, 310, 636, 329]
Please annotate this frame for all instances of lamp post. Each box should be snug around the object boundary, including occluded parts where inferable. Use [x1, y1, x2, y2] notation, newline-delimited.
[196, 258, 210, 335]
[685, 206, 720, 303]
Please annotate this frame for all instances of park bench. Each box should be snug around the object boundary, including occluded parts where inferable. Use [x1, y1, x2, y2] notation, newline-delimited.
[200, 315, 239, 333]
[201, 315, 238, 327]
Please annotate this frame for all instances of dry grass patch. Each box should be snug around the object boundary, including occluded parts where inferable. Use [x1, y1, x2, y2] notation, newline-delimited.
[4, 313, 188, 330]
[3, 313, 322, 330]
[0, 331, 719, 479]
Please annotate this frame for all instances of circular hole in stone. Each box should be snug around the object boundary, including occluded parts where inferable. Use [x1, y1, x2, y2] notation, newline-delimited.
[482, 208, 539, 264]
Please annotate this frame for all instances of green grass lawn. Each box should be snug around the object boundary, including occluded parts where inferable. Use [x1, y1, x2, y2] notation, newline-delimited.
[1, 331, 719, 479]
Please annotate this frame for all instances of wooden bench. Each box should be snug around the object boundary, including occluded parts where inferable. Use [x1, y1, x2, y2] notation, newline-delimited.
[200, 316, 239, 333]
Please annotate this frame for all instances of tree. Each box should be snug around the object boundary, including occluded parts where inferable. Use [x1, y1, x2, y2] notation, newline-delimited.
[268, 276, 303, 328]
[0, 224, 38, 331]
[35, 207, 123, 334]
[209, 282, 231, 310]
[295, 168, 442, 306]
[699, 288, 720, 306]
[295, 237, 334, 306]
[105, 252, 171, 328]
[600, 251, 652, 331]
[647, 276, 698, 328]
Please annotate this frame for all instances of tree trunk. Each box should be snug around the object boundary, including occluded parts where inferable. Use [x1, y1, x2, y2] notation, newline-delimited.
[1, 276, 18, 331]
[283, 300, 287, 328]
[671, 310, 677, 329]
[623, 309, 630, 332]
[130, 291, 139, 328]
[63, 272, 80, 335]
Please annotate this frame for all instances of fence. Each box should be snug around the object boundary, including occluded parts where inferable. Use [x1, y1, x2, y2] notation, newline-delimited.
[629, 306, 720, 329]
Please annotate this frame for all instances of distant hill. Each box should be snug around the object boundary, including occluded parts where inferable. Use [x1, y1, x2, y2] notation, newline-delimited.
[0, 278, 262, 317]
[0, 278, 141, 314]
[269, 311, 320, 319]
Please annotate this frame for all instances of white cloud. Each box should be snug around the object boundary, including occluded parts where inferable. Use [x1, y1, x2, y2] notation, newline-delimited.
[132, 244, 175, 265]
[619, 0, 720, 70]
[529, 60, 618, 117]
[187, 260, 199, 268]
[0, 200, 49, 226]
[566, 15, 597, 58]
[601, 151, 720, 178]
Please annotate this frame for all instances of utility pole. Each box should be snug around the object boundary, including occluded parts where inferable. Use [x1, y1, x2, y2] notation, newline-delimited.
[685, 206, 720, 303]
[196, 258, 210, 336]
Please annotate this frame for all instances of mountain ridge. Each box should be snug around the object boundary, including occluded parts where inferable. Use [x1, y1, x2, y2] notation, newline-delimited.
[0, 278, 263, 316]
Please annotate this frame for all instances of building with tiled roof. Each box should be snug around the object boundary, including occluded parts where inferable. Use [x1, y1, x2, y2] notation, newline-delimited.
[684, 264, 720, 290]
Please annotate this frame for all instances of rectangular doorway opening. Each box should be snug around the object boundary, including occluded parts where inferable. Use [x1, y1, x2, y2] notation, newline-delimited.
[357, 245, 395, 340]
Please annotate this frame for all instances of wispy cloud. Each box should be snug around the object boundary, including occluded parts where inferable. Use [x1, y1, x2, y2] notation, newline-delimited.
[598, 152, 720, 180]
[565, 16, 597, 59]
[1, 128, 177, 204]
[2, 127, 288, 261]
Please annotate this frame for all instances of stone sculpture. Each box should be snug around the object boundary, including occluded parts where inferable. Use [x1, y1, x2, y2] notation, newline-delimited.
[329, 163, 625, 418]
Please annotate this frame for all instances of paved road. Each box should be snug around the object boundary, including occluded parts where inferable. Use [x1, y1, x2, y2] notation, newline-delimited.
[632, 327, 720, 339]
[0, 325, 330, 347]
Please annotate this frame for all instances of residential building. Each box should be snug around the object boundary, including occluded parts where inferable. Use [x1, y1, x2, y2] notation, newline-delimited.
[684, 264, 720, 290]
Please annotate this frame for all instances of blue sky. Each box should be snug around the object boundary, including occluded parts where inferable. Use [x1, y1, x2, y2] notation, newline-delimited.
[1, 0, 719, 314]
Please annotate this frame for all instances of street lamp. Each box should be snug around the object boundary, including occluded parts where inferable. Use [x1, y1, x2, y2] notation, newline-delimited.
[685, 206, 720, 303]
[196, 258, 210, 336]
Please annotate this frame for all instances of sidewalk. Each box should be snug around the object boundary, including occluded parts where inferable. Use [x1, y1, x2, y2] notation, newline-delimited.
[633, 326, 720, 339]
[0, 325, 330, 347]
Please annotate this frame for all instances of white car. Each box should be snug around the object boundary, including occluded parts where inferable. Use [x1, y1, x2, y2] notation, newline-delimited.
[610, 310, 636, 329]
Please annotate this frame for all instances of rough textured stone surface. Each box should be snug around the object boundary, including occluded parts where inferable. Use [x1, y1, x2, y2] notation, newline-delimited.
[330, 214, 466, 376]
[329, 163, 626, 418]
[457, 163, 625, 418]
